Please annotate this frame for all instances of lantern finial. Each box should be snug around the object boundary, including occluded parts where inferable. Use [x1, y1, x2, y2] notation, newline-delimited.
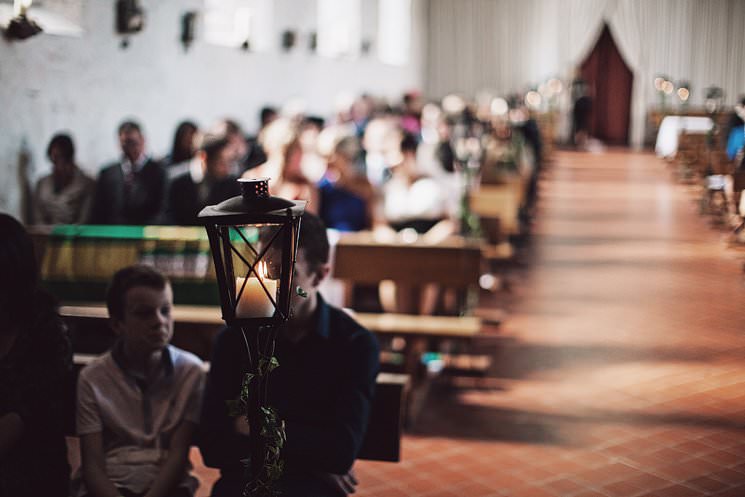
[239, 177, 271, 203]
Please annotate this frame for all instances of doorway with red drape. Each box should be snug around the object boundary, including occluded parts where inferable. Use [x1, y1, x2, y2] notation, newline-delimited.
[580, 24, 633, 146]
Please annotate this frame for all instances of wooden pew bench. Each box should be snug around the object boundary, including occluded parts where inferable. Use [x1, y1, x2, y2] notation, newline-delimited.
[61, 302, 484, 426]
[61, 304, 486, 379]
[69, 353, 408, 463]
[331, 232, 489, 422]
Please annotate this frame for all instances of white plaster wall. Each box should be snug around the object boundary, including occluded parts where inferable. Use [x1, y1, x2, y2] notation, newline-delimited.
[0, 0, 426, 218]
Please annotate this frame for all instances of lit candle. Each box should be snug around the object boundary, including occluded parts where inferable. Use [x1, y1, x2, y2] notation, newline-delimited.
[235, 261, 277, 318]
[15, 0, 32, 16]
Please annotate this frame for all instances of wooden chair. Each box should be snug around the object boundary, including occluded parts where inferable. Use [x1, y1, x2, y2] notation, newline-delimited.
[701, 151, 732, 220]
[676, 132, 709, 181]
[469, 181, 523, 240]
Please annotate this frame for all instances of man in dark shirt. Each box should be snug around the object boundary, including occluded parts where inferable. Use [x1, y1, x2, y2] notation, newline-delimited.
[90, 121, 167, 225]
[199, 213, 380, 497]
[166, 131, 241, 226]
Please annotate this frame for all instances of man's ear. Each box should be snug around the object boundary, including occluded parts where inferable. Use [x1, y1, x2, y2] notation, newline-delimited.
[312, 263, 331, 287]
[110, 317, 124, 336]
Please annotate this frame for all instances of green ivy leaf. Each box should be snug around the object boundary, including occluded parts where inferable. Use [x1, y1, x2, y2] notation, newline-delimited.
[239, 372, 254, 402]
[267, 356, 279, 373]
[258, 357, 280, 376]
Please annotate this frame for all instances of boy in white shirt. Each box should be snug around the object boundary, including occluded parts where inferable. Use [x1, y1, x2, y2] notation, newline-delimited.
[75, 265, 205, 497]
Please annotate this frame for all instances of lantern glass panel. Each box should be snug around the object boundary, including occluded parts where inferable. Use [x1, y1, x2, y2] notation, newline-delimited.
[221, 222, 287, 320]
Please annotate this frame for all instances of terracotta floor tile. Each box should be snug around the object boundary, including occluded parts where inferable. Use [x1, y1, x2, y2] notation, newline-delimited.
[515, 464, 560, 484]
[713, 483, 745, 497]
[600, 479, 647, 497]
[505, 484, 565, 497]
[647, 485, 704, 497]
[671, 440, 719, 457]
[541, 477, 589, 495]
[683, 475, 731, 493]
[700, 450, 744, 467]
[621, 472, 672, 491]
[571, 492, 612, 497]
[708, 468, 745, 485]
[653, 458, 728, 481]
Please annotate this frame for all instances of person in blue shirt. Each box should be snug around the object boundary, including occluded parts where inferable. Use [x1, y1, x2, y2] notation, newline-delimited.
[318, 136, 375, 232]
[198, 213, 380, 497]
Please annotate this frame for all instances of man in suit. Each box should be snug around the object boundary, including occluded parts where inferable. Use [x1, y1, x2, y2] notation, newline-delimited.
[90, 121, 167, 225]
[166, 130, 241, 226]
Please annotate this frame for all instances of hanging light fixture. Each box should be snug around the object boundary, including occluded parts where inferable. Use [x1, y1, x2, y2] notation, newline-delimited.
[3, 0, 42, 41]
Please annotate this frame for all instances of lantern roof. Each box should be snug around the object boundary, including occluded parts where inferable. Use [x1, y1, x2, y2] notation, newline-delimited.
[198, 177, 306, 223]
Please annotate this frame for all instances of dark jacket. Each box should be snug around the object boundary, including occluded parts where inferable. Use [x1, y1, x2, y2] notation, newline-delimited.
[89, 158, 167, 225]
[0, 292, 73, 497]
[166, 173, 241, 226]
[199, 296, 380, 497]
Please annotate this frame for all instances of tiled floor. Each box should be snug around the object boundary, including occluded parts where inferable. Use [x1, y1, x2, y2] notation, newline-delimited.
[194, 150, 745, 496]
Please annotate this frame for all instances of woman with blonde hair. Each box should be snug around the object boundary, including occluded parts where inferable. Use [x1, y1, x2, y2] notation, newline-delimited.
[244, 118, 319, 213]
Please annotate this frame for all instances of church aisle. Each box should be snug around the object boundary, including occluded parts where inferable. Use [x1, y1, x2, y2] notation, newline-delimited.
[355, 150, 745, 497]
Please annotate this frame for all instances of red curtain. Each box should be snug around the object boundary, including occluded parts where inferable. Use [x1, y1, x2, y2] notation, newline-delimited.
[580, 24, 633, 146]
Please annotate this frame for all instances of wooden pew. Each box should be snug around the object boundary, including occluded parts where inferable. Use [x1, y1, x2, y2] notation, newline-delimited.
[39, 226, 485, 427]
[69, 355, 408, 463]
[469, 181, 523, 239]
[61, 301, 461, 433]
[333, 231, 482, 293]
[61, 304, 483, 369]
[331, 232, 485, 422]
[467, 181, 525, 265]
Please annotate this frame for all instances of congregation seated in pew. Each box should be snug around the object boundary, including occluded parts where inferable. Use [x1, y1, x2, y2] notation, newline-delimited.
[27, 89, 541, 242]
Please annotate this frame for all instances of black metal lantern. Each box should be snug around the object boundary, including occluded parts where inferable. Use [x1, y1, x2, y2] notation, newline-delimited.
[199, 177, 305, 496]
[198, 177, 306, 328]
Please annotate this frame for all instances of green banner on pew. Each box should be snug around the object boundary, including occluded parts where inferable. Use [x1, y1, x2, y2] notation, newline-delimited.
[39, 225, 250, 306]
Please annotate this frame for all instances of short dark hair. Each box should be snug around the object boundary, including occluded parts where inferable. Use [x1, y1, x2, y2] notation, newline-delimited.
[298, 212, 329, 270]
[106, 265, 168, 321]
[47, 133, 75, 162]
[400, 132, 419, 154]
[222, 119, 242, 137]
[118, 120, 142, 135]
[260, 106, 277, 127]
[302, 115, 325, 130]
[200, 133, 231, 164]
[170, 120, 198, 163]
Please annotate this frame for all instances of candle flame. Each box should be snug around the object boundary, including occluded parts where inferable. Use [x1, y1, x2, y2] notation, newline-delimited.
[258, 260, 268, 279]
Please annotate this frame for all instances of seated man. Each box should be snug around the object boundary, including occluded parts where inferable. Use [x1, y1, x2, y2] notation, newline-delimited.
[90, 121, 168, 225]
[166, 129, 241, 226]
[74, 265, 205, 497]
[199, 213, 380, 497]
